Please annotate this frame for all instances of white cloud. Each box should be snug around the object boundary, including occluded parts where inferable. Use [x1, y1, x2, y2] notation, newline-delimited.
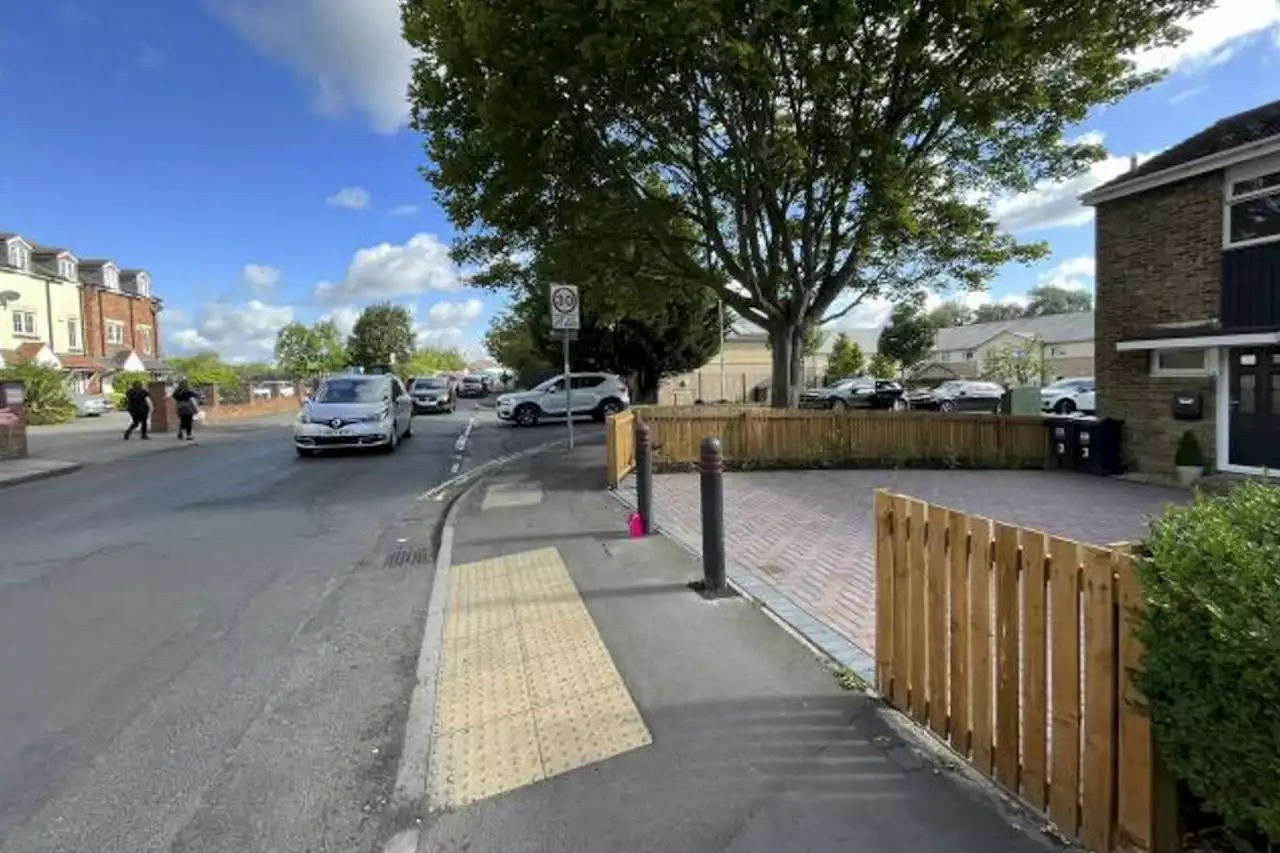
[241, 263, 281, 295]
[388, 204, 419, 217]
[416, 326, 468, 349]
[159, 307, 189, 326]
[423, 298, 483, 329]
[319, 304, 360, 337]
[1169, 84, 1209, 104]
[1130, 0, 1280, 75]
[208, 0, 414, 134]
[325, 185, 371, 210]
[1038, 256, 1095, 291]
[169, 300, 294, 362]
[991, 151, 1157, 233]
[314, 233, 462, 302]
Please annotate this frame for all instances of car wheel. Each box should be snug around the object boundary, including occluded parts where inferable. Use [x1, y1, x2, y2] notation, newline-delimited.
[1055, 398, 1076, 415]
[939, 400, 956, 413]
[595, 398, 623, 421]
[515, 404, 540, 427]
[383, 428, 399, 454]
[831, 398, 847, 412]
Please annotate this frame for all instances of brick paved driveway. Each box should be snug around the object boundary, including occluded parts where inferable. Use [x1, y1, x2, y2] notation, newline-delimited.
[633, 470, 1186, 657]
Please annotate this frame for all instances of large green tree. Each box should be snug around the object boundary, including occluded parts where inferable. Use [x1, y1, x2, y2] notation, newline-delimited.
[927, 301, 976, 329]
[274, 320, 348, 377]
[1023, 284, 1094, 317]
[878, 301, 937, 378]
[973, 302, 1028, 324]
[404, 0, 1204, 406]
[826, 333, 865, 379]
[347, 303, 415, 370]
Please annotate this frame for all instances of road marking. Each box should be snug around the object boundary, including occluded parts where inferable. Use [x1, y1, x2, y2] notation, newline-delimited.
[479, 483, 544, 510]
[453, 415, 475, 454]
[426, 547, 651, 808]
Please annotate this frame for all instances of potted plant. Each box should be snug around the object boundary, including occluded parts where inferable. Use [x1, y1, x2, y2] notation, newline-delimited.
[1174, 430, 1205, 486]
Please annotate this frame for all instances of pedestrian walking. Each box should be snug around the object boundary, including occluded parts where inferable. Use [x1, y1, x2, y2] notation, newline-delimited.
[173, 380, 200, 441]
[122, 381, 153, 440]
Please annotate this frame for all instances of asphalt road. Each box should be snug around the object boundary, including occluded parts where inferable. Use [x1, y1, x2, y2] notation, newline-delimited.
[0, 401, 600, 853]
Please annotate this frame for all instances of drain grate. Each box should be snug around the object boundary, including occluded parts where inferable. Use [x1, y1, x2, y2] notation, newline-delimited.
[384, 546, 431, 568]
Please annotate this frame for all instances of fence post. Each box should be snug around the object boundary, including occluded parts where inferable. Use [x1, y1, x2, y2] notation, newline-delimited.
[700, 437, 726, 592]
[635, 418, 653, 535]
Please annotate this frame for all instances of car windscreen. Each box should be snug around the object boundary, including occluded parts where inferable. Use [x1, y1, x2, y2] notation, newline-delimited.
[314, 378, 386, 404]
[414, 378, 448, 390]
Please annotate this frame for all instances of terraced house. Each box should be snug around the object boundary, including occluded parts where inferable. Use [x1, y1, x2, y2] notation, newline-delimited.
[1085, 98, 1280, 478]
[0, 232, 166, 394]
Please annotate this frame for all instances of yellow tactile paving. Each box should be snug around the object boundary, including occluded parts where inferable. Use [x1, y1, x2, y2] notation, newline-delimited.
[428, 547, 652, 809]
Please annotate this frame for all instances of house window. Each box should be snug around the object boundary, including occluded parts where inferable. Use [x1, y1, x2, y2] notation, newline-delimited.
[7, 243, 29, 271]
[1151, 348, 1213, 377]
[106, 321, 124, 345]
[964, 351, 975, 361]
[11, 310, 36, 336]
[67, 318, 81, 350]
[137, 326, 152, 355]
[1226, 163, 1280, 248]
[103, 268, 118, 290]
[60, 259, 77, 281]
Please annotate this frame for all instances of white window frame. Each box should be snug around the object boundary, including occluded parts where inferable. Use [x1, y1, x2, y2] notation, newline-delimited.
[7, 243, 29, 271]
[137, 325, 152, 355]
[1150, 347, 1215, 378]
[136, 274, 150, 297]
[102, 267, 119, 290]
[67, 317, 81, 350]
[105, 320, 124, 345]
[60, 259, 77, 281]
[12, 310, 36, 336]
[1224, 154, 1280, 250]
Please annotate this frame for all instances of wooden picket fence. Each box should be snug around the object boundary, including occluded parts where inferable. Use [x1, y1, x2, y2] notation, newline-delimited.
[874, 491, 1169, 852]
[605, 409, 636, 487]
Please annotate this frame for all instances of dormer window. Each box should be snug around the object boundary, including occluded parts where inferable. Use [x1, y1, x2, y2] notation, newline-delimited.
[60, 258, 77, 281]
[103, 266, 119, 290]
[135, 273, 150, 297]
[7, 241, 29, 271]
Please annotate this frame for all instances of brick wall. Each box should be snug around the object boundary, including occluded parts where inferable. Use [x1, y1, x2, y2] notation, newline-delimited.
[202, 384, 303, 424]
[82, 286, 162, 358]
[1095, 170, 1221, 477]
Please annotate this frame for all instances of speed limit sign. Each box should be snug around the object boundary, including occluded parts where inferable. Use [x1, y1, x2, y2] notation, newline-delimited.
[549, 284, 580, 330]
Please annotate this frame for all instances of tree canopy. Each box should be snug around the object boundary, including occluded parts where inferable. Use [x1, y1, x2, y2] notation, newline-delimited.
[826, 333, 865, 379]
[347, 303, 415, 370]
[404, 0, 1204, 405]
[1023, 284, 1094, 317]
[405, 347, 468, 377]
[878, 302, 937, 377]
[274, 320, 348, 377]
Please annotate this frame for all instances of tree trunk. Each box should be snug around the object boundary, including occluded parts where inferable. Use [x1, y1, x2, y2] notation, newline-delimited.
[767, 322, 803, 408]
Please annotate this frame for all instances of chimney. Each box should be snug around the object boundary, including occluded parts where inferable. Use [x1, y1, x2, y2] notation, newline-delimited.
[1129, 154, 1138, 172]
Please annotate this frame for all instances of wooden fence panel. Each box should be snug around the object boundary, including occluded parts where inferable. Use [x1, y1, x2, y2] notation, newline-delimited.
[1082, 546, 1117, 851]
[994, 523, 1022, 791]
[1115, 550, 1156, 851]
[969, 516, 994, 775]
[927, 504, 950, 737]
[890, 494, 912, 709]
[605, 410, 636, 487]
[908, 499, 929, 724]
[1049, 536, 1083, 837]
[874, 491, 895, 694]
[947, 509, 970, 756]
[1022, 530, 1050, 811]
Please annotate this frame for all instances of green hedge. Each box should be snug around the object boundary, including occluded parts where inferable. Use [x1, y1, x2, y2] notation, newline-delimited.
[1135, 482, 1280, 844]
[0, 362, 74, 424]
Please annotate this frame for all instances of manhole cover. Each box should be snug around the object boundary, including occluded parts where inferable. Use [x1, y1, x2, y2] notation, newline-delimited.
[384, 547, 430, 568]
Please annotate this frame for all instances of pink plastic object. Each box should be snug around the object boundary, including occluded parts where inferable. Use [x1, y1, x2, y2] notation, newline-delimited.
[627, 512, 644, 538]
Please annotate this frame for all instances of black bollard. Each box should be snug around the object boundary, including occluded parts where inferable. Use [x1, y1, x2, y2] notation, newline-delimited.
[635, 419, 653, 535]
[699, 436, 726, 592]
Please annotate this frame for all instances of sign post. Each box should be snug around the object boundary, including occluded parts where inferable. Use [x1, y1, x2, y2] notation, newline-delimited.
[549, 284, 581, 449]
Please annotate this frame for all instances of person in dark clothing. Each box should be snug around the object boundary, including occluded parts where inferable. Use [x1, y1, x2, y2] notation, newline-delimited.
[173, 381, 199, 441]
[122, 381, 152, 440]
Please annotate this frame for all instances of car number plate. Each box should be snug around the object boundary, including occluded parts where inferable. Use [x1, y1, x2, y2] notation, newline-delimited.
[330, 428, 357, 437]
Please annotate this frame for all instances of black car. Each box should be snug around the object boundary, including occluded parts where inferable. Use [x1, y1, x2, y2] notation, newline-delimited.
[800, 378, 906, 410]
[410, 376, 456, 414]
[907, 380, 1005, 413]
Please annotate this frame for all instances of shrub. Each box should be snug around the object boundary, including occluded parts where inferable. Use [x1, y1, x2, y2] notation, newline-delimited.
[0, 362, 75, 424]
[110, 371, 151, 409]
[1175, 430, 1205, 468]
[1134, 483, 1280, 844]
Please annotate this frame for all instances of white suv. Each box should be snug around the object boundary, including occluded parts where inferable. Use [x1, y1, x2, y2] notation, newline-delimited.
[1041, 377, 1096, 415]
[496, 373, 630, 427]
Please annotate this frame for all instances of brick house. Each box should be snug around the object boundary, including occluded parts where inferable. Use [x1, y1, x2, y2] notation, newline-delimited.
[78, 260, 165, 391]
[1084, 98, 1280, 478]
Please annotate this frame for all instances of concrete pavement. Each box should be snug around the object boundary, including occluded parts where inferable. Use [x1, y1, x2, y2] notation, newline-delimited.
[401, 446, 1059, 853]
[0, 401, 598, 853]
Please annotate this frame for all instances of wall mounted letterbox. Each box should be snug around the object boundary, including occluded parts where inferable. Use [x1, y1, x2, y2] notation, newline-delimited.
[1172, 392, 1203, 420]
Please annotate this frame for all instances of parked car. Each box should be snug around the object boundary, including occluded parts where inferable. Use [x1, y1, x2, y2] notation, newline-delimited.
[1040, 377, 1096, 415]
[801, 377, 906, 411]
[496, 372, 630, 426]
[293, 373, 413, 457]
[457, 375, 488, 398]
[72, 393, 112, 417]
[252, 385, 272, 399]
[410, 376, 456, 414]
[907, 380, 1005, 413]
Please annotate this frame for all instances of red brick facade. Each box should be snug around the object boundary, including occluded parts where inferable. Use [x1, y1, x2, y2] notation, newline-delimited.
[1094, 171, 1222, 478]
[81, 286, 162, 360]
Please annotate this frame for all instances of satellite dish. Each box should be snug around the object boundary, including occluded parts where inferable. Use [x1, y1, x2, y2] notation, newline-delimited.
[0, 290, 20, 307]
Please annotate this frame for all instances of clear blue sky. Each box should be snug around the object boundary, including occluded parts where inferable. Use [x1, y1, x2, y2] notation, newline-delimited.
[1, 0, 1278, 360]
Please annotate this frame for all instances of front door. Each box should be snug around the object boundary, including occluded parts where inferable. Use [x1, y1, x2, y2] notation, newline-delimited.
[1228, 347, 1280, 468]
